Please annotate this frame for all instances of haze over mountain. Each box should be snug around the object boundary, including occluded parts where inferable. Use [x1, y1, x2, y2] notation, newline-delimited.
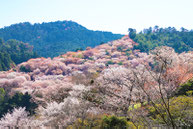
[0, 21, 123, 57]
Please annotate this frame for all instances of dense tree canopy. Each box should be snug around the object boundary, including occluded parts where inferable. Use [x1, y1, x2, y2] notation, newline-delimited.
[1, 23, 193, 127]
[0, 38, 38, 71]
[0, 21, 123, 57]
[130, 26, 193, 53]
[0, 37, 192, 127]
[0, 88, 37, 118]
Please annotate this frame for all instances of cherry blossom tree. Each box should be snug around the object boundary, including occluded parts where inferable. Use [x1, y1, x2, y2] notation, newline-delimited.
[38, 84, 98, 126]
[93, 46, 193, 128]
[0, 107, 41, 127]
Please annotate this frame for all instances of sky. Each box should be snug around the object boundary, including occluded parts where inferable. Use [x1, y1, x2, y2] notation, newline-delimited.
[0, 0, 193, 34]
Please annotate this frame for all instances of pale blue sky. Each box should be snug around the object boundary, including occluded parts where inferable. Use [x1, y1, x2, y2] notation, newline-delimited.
[0, 0, 193, 34]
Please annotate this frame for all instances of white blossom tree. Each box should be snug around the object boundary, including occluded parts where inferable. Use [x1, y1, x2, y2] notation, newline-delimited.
[0, 107, 40, 127]
[38, 84, 98, 126]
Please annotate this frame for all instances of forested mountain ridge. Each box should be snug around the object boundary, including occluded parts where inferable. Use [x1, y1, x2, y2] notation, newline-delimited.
[0, 38, 38, 71]
[0, 21, 123, 57]
[128, 26, 193, 53]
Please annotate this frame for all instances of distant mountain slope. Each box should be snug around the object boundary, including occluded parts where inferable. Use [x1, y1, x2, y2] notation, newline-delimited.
[16, 35, 139, 76]
[0, 21, 123, 57]
[128, 27, 193, 53]
[0, 38, 38, 71]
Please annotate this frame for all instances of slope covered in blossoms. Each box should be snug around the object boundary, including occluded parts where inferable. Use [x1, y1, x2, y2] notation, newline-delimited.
[17, 35, 140, 76]
[0, 35, 193, 127]
[0, 35, 144, 102]
[1, 35, 193, 102]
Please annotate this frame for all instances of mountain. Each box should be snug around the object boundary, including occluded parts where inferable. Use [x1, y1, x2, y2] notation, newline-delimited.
[0, 38, 38, 71]
[128, 26, 193, 53]
[0, 21, 123, 57]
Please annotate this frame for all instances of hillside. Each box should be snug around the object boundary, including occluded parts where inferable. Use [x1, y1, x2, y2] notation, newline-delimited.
[129, 26, 193, 53]
[0, 21, 123, 57]
[0, 36, 193, 127]
[3, 35, 192, 96]
[0, 38, 38, 71]
[15, 35, 139, 77]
